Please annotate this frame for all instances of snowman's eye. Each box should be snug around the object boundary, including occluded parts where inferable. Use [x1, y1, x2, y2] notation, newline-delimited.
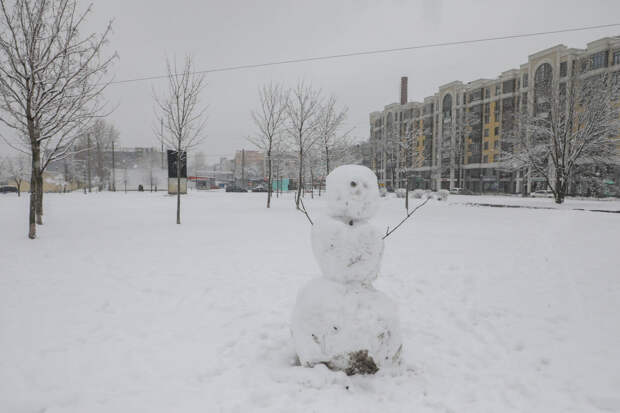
[350, 181, 357, 187]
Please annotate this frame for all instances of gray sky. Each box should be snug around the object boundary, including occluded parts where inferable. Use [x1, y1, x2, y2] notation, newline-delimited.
[2, 0, 620, 161]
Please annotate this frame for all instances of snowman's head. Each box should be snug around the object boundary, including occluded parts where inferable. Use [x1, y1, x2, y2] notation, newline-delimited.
[326, 165, 379, 222]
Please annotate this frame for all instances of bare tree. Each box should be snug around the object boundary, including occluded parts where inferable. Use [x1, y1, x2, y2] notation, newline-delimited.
[434, 108, 475, 190]
[316, 95, 349, 179]
[271, 131, 293, 197]
[154, 55, 207, 224]
[249, 83, 288, 208]
[501, 69, 620, 204]
[0, 0, 115, 238]
[90, 119, 118, 190]
[305, 142, 323, 198]
[286, 82, 322, 209]
[5, 153, 30, 195]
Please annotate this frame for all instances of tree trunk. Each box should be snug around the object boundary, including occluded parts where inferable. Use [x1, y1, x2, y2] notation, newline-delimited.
[310, 166, 314, 199]
[177, 148, 181, 225]
[36, 172, 43, 225]
[266, 148, 272, 208]
[554, 175, 565, 204]
[325, 146, 330, 177]
[405, 174, 409, 212]
[87, 134, 92, 193]
[296, 147, 303, 209]
[28, 144, 40, 239]
[112, 141, 116, 191]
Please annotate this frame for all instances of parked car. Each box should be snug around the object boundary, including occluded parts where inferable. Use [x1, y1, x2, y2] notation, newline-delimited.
[531, 189, 553, 198]
[226, 185, 247, 193]
[0, 186, 18, 194]
[251, 185, 268, 192]
[449, 187, 463, 194]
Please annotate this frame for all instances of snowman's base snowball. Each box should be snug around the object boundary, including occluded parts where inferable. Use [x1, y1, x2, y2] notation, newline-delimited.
[291, 278, 402, 374]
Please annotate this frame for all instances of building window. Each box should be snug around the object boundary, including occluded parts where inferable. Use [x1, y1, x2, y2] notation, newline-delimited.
[495, 85, 501, 96]
[591, 51, 608, 70]
[560, 61, 567, 77]
[485, 88, 490, 98]
[484, 129, 489, 137]
[484, 141, 489, 150]
[483, 155, 488, 163]
[494, 126, 499, 135]
[613, 51, 620, 66]
[456, 94, 460, 105]
[502, 79, 515, 94]
[523, 73, 528, 88]
[559, 82, 566, 96]
[494, 140, 499, 149]
[469, 90, 482, 102]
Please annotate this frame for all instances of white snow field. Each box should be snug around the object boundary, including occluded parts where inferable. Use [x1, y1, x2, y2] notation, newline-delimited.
[1, 191, 619, 412]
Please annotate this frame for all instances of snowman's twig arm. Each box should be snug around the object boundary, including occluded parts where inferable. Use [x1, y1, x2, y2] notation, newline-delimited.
[299, 197, 314, 226]
[382, 196, 430, 240]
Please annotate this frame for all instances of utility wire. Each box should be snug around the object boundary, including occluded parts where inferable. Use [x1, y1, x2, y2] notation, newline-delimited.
[110, 23, 620, 86]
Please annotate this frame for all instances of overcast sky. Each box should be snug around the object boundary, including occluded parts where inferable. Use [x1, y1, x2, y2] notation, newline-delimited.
[2, 0, 619, 161]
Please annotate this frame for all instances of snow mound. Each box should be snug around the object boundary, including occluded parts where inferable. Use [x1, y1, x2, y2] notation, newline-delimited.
[411, 189, 425, 199]
[291, 277, 402, 373]
[311, 216, 384, 284]
[326, 165, 379, 222]
[432, 189, 449, 201]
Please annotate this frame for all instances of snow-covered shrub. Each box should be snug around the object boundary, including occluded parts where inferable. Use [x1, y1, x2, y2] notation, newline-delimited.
[395, 188, 407, 198]
[411, 189, 425, 199]
[436, 189, 449, 201]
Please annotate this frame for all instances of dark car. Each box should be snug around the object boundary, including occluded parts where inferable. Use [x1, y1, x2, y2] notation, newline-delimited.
[226, 185, 247, 193]
[0, 186, 18, 194]
[251, 185, 268, 192]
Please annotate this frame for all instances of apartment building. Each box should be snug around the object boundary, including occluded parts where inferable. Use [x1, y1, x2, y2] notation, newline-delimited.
[369, 36, 620, 194]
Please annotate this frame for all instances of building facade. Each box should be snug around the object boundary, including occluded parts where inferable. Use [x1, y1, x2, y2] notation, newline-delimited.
[369, 36, 620, 194]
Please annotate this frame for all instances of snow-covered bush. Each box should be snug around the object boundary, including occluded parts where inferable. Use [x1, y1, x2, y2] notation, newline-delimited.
[436, 189, 449, 201]
[411, 189, 425, 199]
[395, 188, 407, 198]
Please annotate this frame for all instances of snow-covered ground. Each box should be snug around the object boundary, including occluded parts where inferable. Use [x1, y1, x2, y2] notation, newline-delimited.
[1, 191, 619, 412]
[448, 194, 620, 212]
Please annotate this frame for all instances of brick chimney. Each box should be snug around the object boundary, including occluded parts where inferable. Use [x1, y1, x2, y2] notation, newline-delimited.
[400, 76, 408, 105]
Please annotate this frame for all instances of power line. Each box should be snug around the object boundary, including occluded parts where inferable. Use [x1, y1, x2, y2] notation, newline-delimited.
[110, 23, 620, 86]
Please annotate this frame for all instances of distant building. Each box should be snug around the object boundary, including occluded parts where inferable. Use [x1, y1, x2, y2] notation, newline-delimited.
[369, 35, 620, 194]
[45, 146, 168, 192]
[233, 149, 265, 180]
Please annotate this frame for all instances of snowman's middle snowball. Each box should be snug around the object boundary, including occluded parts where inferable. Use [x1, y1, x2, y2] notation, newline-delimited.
[311, 216, 384, 284]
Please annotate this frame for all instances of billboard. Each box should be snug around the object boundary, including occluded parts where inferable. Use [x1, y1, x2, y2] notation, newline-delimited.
[167, 150, 187, 178]
[167, 150, 187, 194]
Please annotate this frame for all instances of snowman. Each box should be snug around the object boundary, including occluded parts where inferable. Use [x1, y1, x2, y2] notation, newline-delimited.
[291, 165, 402, 375]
